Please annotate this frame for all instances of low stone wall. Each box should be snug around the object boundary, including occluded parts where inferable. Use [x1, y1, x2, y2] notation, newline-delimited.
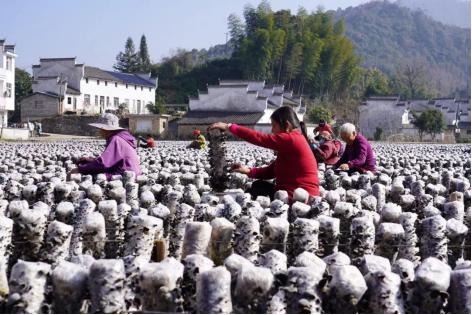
[1, 128, 30, 140]
[41, 115, 129, 136]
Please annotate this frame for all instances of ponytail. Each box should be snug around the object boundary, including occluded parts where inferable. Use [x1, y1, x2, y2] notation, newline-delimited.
[299, 121, 310, 145]
[270, 106, 311, 146]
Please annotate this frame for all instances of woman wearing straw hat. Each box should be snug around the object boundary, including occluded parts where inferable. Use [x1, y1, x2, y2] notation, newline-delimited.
[70, 113, 141, 179]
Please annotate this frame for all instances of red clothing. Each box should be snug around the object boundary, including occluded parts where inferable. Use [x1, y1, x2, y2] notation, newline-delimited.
[315, 124, 333, 134]
[146, 138, 156, 148]
[229, 124, 319, 199]
[314, 140, 340, 165]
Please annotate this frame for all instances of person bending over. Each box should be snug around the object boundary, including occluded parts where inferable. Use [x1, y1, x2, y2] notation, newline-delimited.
[70, 113, 141, 179]
[334, 123, 375, 174]
[310, 131, 342, 165]
[209, 106, 319, 202]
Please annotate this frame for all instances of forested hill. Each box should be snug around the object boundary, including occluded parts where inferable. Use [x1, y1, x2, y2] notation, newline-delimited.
[333, 0, 471, 96]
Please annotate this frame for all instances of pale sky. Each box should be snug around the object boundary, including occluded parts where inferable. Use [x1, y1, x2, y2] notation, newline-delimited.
[1, 0, 375, 71]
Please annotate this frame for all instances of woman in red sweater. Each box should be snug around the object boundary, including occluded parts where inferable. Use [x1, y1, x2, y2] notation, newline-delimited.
[209, 106, 319, 201]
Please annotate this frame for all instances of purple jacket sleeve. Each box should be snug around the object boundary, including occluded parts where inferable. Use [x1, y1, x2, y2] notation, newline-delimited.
[334, 148, 348, 168]
[77, 137, 123, 174]
[347, 141, 368, 169]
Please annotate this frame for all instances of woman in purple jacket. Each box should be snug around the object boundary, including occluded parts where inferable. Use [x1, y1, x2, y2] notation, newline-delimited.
[334, 123, 376, 174]
[70, 113, 141, 179]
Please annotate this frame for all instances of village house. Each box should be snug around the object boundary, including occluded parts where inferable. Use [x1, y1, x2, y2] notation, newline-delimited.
[0, 40, 16, 127]
[359, 96, 471, 142]
[20, 57, 157, 121]
[178, 80, 306, 138]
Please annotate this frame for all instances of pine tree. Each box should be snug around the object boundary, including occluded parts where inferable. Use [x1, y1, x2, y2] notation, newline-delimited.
[138, 34, 151, 72]
[114, 37, 139, 73]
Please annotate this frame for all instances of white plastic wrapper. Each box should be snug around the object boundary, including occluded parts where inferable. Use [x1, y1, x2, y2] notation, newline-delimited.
[138, 257, 185, 312]
[51, 261, 88, 313]
[234, 215, 261, 263]
[209, 217, 235, 265]
[124, 214, 163, 261]
[261, 217, 289, 254]
[408, 257, 451, 313]
[196, 266, 233, 314]
[8, 260, 51, 314]
[182, 221, 212, 258]
[326, 265, 367, 313]
[289, 218, 319, 260]
[182, 254, 214, 313]
[82, 212, 106, 259]
[284, 267, 324, 313]
[41, 220, 73, 265]
[88, 259, 126, 313]
[234, 265, 274, 313]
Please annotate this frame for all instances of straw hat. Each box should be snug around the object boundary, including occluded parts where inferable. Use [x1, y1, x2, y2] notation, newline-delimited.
[89, 113, 124, 131]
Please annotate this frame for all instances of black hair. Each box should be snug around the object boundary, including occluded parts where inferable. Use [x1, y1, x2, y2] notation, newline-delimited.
[270, 106, 310, 144]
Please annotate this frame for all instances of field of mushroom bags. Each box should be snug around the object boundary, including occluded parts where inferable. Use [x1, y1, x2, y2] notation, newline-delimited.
[0, 136, 470, 314]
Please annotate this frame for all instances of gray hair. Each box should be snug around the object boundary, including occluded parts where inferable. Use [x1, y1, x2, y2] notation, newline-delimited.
[340, 123, 356, 135]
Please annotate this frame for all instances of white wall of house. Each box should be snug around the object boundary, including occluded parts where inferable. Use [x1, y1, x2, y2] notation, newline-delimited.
[78, 79, 155, 114]
[0, 44, 16, 126]
[31, 58, 156, 115]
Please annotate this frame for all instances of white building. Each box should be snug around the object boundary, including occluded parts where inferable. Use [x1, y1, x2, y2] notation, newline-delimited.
[178, 80, 305, 137]
[0, 40, 17, 126]
[21, 57, 157, 121]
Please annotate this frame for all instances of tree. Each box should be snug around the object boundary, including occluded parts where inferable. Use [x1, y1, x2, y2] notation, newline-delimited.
[393, 60, 435, 99]
[412, 109, 445, 141]
[308, 106, 332, 124]
[146, 95, 167, 114]
[374, 126, 383, 141]
[363, 68, 391, 97]
[228, 14, 245, 50]
[114, 37, 139, 73]
[15, 68, 32, 102]
[138, 34, 151, 72]
[116, 103, 129, 118]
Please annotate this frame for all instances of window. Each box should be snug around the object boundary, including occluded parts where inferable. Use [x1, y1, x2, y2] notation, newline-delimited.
[149, 87, 151, 92]
[126, 84, 128, 89]
[163, 121, 166, 129]
[134, 85, 137, 90]
[85, 78, 89, 83]
[67, 97, 72, 104]
[114, 97, 119, 107]
[141, 86, 143, 91]
[84, 94, 91, 105]
[97, 80, 100, 85]
[115, 82, 118, 88]
[5, 83, 12, 97]
[106, 96, 110, 106]
[137, 100, 141, 113]
[100, 96, 105, 106]
[6, 57, 12, 70]
[73, 98, 77, 110]
[125, 99, 130, 106]
[105, 81, 108, 86]
[95, 95, 98, 105]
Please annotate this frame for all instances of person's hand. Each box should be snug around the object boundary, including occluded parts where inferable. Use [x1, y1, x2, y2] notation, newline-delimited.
[230, 163, 251, 175]
[339, 163, 349, 171]
[208, 122, 229, 132]
[79, 156, 94, 163]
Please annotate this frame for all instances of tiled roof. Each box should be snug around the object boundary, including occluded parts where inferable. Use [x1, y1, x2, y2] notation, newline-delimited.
[178, 111, 263, 125]
[84, 66, 117, 81]
[66, 86, 81, 95]
[105, 71, 156, 87]
[84, 66, 156, 87]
